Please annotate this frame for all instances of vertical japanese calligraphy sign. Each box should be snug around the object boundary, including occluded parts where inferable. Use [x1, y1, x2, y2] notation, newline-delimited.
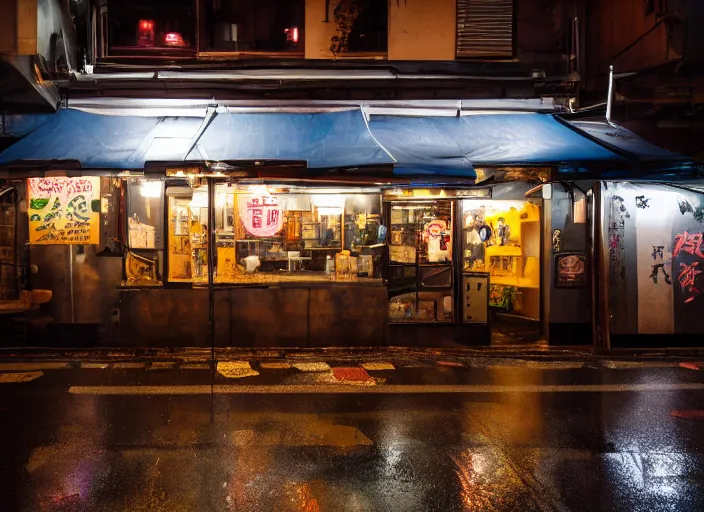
[237, 194, 284, 237]
[27, 177, 100, 245]
[672, 230, 704, 304]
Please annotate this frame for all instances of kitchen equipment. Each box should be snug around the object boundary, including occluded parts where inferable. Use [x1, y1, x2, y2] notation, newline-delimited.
[357, 254, 373, 277]
[302, 223, 320, 240]
[242, 255, 261, 273]
[325, 256, 335, 274]
[287, 251, 311, 272]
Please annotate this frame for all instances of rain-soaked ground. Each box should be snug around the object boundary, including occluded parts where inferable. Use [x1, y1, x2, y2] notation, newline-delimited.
[0, 356, 703, 511]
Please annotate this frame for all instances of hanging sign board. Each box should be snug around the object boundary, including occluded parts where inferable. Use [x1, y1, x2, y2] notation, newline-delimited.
[27, 177, 100, 245]
[237, 194, 285, 237]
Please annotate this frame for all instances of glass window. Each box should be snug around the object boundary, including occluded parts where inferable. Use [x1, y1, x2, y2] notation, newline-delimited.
[106, 0, 196, 53]
[331, 0, 388, 55]
[127, 179, 163, 250]
[0, 188, 17, 300]
[389, 202, 453, 264]
[387, 200, 454, 324]
[167, 184, 210, 284]
[210, 184, 383, 284]
[199, 0, 305, 52]
[124, 179, 164, 287]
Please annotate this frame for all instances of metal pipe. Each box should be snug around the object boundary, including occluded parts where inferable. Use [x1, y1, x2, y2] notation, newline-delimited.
[590, 184, 598, 351]
[207, 177, 216, 362]
[68, 245, 75, 323]
[524, 184, 544, 197]
[590, 182, 609, 352]
[574, 17, 581, 76]
[606, 65, 614, 123]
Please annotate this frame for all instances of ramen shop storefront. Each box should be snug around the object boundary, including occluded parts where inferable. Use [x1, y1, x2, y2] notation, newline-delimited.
[120, 175, 390, 347]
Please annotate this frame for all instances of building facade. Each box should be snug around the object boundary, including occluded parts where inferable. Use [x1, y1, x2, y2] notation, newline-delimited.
[0, 1, 699, 350]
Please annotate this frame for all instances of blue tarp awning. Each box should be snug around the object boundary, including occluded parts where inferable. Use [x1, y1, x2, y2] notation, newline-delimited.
[0, 107, 692, 179]
[566, 120, 690, 163]
[0, 109, 203, 168]
[188, 109, 393, 169]
[367, 113, 623, 167]
[0, 108, 396, 171]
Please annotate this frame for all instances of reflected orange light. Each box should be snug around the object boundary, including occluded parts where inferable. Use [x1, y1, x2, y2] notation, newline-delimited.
[295, 483, 320, 512]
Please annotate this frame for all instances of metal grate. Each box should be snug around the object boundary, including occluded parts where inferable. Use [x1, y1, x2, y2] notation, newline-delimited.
[456, 0, 514, 58]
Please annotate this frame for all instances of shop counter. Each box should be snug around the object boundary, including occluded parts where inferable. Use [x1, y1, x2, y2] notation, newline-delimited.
[116, 279, 388, 348]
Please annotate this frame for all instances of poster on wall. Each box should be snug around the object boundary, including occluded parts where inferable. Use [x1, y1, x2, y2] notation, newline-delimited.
[237, 193, 285, 237]
[27, 177, 100, 245]
[555, 252, 587, 288]
[670, 190, 704, 333]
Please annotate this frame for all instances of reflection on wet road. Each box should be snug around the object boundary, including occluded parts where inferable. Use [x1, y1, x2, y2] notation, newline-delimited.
[0, 363, 703, 511]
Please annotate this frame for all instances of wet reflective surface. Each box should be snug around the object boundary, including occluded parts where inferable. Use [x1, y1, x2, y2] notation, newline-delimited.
[1, 363, 703, 511]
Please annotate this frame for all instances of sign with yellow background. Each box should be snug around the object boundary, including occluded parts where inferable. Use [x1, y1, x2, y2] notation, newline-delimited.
[27, 177, 100, 245]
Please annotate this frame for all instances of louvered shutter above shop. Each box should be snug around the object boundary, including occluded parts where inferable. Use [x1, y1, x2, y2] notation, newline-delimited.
[456, 0, 515, 58]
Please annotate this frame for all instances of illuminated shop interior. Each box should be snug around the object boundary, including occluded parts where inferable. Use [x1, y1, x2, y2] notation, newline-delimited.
[125, 178, 385, 286]
[462, 199, 541, 321]
[122, 176, 543, 332]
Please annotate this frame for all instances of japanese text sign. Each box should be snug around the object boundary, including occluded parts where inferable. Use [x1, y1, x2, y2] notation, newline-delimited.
[673, 230, 704, 303]
[237, 194, 284, 237]
[27, 177, 100, 245]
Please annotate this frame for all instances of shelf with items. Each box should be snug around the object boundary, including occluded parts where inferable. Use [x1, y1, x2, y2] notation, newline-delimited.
[489, 275, 539, 289]
[461, 200, 542, 321]
[462, 203, 541, 290]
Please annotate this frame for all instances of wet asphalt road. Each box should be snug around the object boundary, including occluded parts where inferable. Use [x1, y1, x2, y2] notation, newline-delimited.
[0, 360, 703, 511]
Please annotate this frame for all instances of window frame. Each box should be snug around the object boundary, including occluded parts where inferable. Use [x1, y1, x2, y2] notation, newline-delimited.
[196, 0, 306, 58]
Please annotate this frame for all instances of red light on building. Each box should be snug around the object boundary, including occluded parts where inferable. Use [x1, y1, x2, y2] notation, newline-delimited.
[164, 32, 186, 47]
[284, 27, 299, 45]
[138, 19, 155, 47]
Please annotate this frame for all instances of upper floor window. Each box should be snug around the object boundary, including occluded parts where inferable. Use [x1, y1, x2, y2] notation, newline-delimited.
[456, 0, 514, 58]
[199, 0, 305, 53]
[107, 0, 196, 53]
[330, 0, 388, 55]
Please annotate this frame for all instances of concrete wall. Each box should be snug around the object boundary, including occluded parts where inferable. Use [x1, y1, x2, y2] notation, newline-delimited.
[584, 0, 674, 91]
[0, 0, 19, 54]
[305, 0, 336, 59]
[116, 285, 388, 348]
[16, 0, 36, 55]
[388, 0, 456, 61]
[0, 0, 63, 57]
[0, 0, 76, 70]
[305, 0, 576, 72]
[516, 0, 576, 76]
[602, 182, 704, 347]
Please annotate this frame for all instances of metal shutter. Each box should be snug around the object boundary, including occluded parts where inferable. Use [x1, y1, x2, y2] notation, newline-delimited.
[456, 0, 514, 58]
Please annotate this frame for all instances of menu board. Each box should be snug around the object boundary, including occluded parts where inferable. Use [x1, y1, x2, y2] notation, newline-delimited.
[27, 177, 100, 245]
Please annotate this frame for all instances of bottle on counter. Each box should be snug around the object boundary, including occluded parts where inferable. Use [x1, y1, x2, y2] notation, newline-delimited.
[325, 255, 335, 274]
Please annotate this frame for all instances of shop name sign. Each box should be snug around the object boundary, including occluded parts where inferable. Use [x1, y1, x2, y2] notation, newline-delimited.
[27, 177, 100, 245]
[238, 194, 284, 237]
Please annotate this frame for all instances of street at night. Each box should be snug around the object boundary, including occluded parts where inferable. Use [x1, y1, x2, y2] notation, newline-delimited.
[1, 0, 704, 510]
[1, 355, 703, 511]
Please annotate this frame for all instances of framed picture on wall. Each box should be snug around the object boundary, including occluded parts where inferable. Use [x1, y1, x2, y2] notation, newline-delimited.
[555, 252, 588, 288]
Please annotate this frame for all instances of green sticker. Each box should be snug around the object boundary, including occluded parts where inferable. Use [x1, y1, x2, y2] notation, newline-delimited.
[30, 198, 49, 210]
